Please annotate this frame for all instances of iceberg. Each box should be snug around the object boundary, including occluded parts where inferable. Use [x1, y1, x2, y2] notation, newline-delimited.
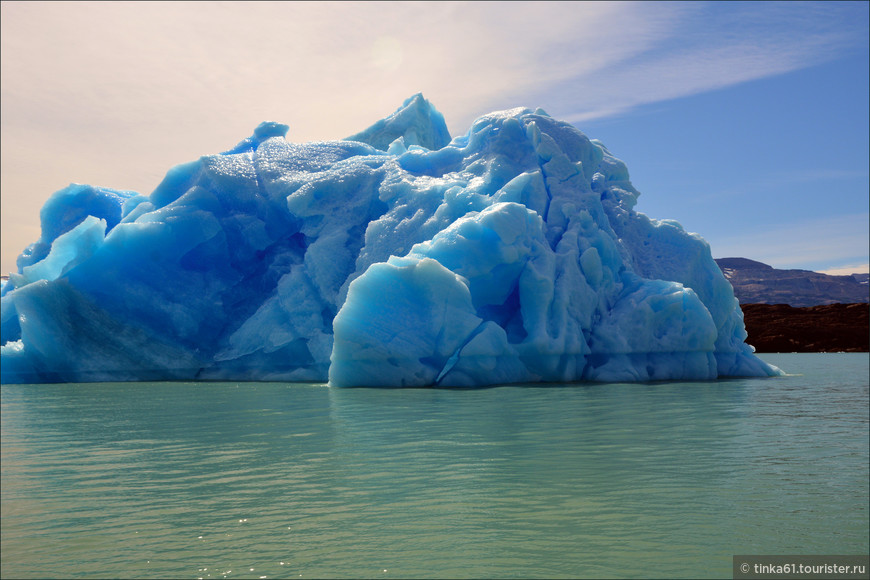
[0, 94, 782, 385]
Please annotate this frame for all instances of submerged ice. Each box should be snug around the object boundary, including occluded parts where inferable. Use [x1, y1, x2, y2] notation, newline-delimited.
[0, 94, 781, 385]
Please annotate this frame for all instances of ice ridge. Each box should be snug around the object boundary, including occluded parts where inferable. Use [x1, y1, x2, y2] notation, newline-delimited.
[0, 95, 782, 385]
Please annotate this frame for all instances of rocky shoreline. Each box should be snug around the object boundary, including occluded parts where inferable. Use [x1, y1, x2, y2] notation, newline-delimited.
[740, 303, 869, 353]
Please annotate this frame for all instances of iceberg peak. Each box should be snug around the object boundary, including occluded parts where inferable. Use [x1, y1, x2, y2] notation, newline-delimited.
[346, 93, 451, 151]
[0, 96, 782, 385]
[222, 121, 290, 155]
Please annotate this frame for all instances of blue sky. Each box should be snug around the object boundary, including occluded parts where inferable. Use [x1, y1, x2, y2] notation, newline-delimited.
[2, 1, 868, 276]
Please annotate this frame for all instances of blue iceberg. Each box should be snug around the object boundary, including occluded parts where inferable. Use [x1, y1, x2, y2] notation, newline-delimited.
[0, 94, 781, 385]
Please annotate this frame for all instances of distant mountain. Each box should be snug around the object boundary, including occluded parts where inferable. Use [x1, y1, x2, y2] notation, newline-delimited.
[714, 257, 869, 307]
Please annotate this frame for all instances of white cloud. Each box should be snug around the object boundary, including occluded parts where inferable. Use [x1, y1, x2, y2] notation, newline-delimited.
[538, 2, 869, 122]
[709, 213, 870, 271]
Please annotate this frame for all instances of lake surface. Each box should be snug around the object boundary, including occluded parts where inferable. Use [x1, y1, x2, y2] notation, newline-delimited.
[2, 353, 868, 579]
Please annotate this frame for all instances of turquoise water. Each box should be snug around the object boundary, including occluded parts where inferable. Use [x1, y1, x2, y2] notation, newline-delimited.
[1, 353, 867, 579]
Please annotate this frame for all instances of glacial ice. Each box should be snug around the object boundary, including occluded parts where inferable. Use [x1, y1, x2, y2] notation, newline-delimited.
[0, 94, 782, 385]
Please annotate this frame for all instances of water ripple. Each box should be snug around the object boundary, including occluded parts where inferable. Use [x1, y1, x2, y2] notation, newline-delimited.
[2, 354, 867, 578]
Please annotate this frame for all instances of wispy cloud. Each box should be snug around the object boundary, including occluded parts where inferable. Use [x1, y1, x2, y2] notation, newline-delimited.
[4, 2, 863, 146]
[709, 213, 870, 271]
[685, 168, 870, 208]
[540, 2, 870, 122]
[1, 1, 867, 275]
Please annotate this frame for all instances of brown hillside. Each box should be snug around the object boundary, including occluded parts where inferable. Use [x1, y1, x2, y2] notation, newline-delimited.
[740, 303, 869, 353]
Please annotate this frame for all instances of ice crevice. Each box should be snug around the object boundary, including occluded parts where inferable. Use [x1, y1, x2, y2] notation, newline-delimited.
[434, 320, 490, 386]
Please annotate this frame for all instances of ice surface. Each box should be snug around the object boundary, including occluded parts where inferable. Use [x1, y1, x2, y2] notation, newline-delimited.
[0, 94, 782, 385]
